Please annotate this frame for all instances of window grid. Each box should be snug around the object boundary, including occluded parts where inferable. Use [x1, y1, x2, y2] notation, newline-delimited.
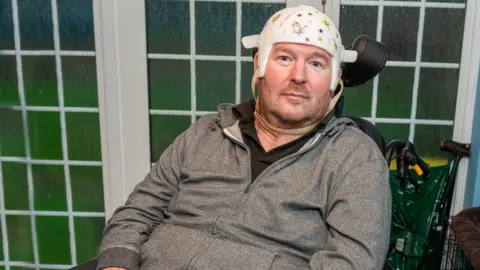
[0, 160, 10, 270]
[370, 0, 383, 125]
[0, 261, 72, 270]
[189, 0, 197, 123]
[0, 50, 95, 56]
[409, 0, 427, 141]
[11, 0, 40, 268]
[236, 0, 242, 104]
[0, 0, 103, 268]
[145, 0, 465, 135]
[340, 0, 465, 142]
[341, 1, 465, 9]
[2, 106, 99, 113]
[0, 157, 101, 167]
[51, 0, 77, 262]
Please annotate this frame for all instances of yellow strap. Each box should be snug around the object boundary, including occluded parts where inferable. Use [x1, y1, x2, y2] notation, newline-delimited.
[412, 164, 423, 176]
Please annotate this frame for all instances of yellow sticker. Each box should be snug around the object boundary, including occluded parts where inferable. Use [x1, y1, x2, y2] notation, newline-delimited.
[272, 14, 281, 22]
[322, 19, 331, 29]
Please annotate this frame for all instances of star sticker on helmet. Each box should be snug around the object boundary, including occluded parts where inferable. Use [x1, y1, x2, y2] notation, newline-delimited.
[319, 28, 323, 34]
[322, 19, 331, 29]
[297, 13, 302, 17]
[318, 36, 323, 42]
[308, 12, 313, 16]
[272, 14, 281, 22]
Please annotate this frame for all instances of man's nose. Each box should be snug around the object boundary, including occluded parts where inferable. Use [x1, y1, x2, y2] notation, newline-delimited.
[290, 61, 307, 84]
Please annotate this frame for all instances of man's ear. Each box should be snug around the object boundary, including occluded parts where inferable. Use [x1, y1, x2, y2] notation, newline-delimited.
[253, 52, 260, 84]
[330, 68, 344, 98]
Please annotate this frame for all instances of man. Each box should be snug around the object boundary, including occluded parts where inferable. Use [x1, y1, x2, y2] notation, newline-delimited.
[96, 5, 391, 270]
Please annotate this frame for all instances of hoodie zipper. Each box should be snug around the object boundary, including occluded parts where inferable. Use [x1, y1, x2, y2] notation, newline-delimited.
[222, 128, 253, 191]
[223, 128, 326, 194]
[242, 133, 324, 193]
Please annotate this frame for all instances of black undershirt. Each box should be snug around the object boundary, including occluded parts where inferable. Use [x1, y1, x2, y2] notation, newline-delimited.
[232, 100, 328, 180]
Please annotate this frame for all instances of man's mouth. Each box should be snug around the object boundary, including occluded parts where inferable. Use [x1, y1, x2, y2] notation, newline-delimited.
[283, 92, 307, 99]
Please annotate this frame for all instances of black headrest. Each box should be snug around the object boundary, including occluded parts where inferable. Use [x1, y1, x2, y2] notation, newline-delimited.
[341, 35, 389, 87]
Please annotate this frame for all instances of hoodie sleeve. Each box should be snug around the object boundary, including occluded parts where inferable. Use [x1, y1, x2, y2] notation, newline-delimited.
[309, 157, 392, 270]
[95, 122, 196, 270]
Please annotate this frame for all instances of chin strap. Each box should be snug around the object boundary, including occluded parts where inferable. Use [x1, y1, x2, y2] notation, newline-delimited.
[251, 72, 344, 140]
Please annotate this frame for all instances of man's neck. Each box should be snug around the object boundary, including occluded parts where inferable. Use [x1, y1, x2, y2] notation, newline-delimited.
[254, 120, 304, 152]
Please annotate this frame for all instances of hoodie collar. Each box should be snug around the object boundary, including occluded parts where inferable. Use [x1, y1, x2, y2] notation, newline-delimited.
[215, 100, 356, 137]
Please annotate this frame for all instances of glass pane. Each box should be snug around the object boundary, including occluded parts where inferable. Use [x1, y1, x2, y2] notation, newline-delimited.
[376, 123, 410, 170]
[342, 80, 373, 117]
[146, 0, 190, 54]
[3, 162, 29, 210]
[339, 5, 378, 45]
[62, 56, 98, 107]
[422, 8, 465, 62]
[375, 122, 410, 145]
[0, 56, 19, 106]
[417, 68, 459, 120]
[196, 61, 236, 111]
[150, 115, 191, 162]
[57, 0, 95, 51]
[70, 166, 104, 212]
[382, 7, 420, 61]
[75, 217, 105, 264]
[148, 59, 191, 110]
[18, 0, 54, 50]
[33, 164, 67, 211]
[196, 2, 236, 56]
[377, 67, 414, 118]
[414, 124, 453, 165]
[241, 61, 254, 102]
[0, 109, 25, 156]
[241, 3, 286, 56]
[28, 111, 62, 160]
[0, 1, 14, 50]
[36, 216, 70, 264]
[66, 112, 101, 161]
[7, 215, 34, 262]
[23, 56, 58, 107]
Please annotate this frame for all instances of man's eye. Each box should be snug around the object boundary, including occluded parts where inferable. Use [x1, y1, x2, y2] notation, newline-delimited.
[279, 55, 290, 61]
[311, 61, 322, 67]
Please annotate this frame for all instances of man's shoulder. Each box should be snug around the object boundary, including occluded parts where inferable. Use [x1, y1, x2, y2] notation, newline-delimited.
[329, 120, 386, 164]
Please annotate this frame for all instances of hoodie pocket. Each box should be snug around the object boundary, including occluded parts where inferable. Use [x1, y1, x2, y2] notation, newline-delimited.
[190, 237, 276, 270]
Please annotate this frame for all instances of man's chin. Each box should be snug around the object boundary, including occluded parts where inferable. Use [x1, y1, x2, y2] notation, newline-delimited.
[274, 112, 307, 127]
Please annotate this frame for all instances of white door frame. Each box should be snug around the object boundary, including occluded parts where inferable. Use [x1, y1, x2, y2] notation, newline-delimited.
[93, 0, 151, 220]
[93, 0, 478, 219]
[451, 0, 480, 214]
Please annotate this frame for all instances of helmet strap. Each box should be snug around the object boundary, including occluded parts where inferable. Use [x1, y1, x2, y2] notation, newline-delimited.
[250, 73, 344, 141]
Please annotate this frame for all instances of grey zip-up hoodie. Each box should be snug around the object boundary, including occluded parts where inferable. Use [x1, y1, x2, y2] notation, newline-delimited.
[96, 103, 392, 270]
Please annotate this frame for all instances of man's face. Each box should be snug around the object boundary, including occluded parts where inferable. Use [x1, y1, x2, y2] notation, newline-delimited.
[255, 43, 338, 129]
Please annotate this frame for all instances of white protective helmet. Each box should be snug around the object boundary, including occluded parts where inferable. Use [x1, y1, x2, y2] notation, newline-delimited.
[242, 5, 357, 91]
